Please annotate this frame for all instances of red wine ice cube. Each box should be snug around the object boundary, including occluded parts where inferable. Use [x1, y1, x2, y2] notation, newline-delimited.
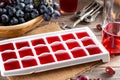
[2, 51, 17, 61]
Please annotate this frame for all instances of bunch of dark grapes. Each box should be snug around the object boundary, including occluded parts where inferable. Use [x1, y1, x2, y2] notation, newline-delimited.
[36, 0, 60, 21]
[0, 0, 60, 26]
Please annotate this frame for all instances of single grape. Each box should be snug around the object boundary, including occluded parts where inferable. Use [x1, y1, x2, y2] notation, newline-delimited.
[18, 17, 25, 23]
[52, 10, 60, 19]
[47, 6, 54, 15]
[1, 14, 9, 23]
[24, 12, 31, 21]
[16, 3, 25, 10]
[105, 66, 115, 76]
[0, 2, 5, 8]
[40, 0, 47, 5]
[31, 9, 39, 18]
[25, 4, 34, 12]
[53, 2, 59, 10]
[76, 75, 89, 80]
[24, 0, 33, 4]
[10, 17, 18, 25]
[39, 5, 48, 13]
[96, 24, 102, 31]
[2, 8, 7, 14]
[16, 10, 24, 17]
[43, 13, 51, 21]
[7, 6, 16, 16]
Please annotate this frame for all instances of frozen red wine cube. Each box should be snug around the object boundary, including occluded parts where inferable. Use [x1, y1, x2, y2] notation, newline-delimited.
[31, 38, 45, 46]
[34, 46, 50, 55]
[55, 52, 71, 61]
[71, 48, 87, 58]
[38, 54, 55, 64]
[18, 48, 34, 58]
[22, 59, 38, 68]
[0, 43, 14, 51]
[66, 41, 80, 49]
[86, 47, 102, 55]
[2, 51, 17, 61]
[61, 33, 75, 41]
[76, 32, 89, 39]
[4, 60, 20, 70]
[15, 41, 30, 49]
[46, 36, 61, 44]
[51, 43, 65, 52]
[82, 38, 95, 46]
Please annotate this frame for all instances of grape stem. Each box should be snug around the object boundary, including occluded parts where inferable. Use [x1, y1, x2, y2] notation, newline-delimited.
[46, 0, 50, 6]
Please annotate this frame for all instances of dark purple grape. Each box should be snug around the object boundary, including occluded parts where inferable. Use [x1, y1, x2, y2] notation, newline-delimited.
[47, 6, 54, 15]
[0, 2, 5, 8]
[7, 6, 16, 16]
[16, 0, 24, 3]
[1, 14, 9, 23]
[53, 2, 59, 10]
[18, 17, 25, 23]
[39, 5, 48, 13]
[76, 75, 89, 80]
[2, 8, 7, 14]
[31, 9, 39, 18]
[52, 10, 60, 19]
[24, 0, 33, 4]
[16, 10, 24, 17]
[25, 4, 34, 12]
[24, 12, 31, 21]
[43, 13, 51, 21]
[16, 3, 25, 10]
[10, 17, 18, 25]
[40, 0, 47, 5]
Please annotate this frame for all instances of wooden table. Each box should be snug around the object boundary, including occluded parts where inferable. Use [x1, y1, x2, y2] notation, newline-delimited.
[1, 0, 120, 80]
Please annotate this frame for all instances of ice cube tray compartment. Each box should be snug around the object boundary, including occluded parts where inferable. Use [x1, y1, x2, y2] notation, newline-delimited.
[15, 41, 30, 49]
[31, 38, 46, 46]
[18, 48, 34, 58]
[4, 60, 21, 71]
[0, 27, 110, 76]
[1, 51, 17, 61]
[0, 43, 15, 52]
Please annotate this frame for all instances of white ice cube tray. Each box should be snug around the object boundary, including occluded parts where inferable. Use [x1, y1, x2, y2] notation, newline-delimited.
[0, 27, 110, 76]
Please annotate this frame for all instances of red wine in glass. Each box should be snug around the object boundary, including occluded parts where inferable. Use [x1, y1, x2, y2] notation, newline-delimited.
[102, 22, 120, 54]
[59, 0, 78, 13]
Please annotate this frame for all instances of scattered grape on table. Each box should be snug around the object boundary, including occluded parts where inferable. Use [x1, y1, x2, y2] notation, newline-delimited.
[0, 0, 60, 26]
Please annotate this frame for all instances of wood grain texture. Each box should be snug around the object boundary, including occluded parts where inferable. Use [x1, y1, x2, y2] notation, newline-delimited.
[0, 16, 43, 38]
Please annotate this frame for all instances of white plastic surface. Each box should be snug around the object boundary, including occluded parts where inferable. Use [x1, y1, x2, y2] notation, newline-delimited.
[0, 27, 110, 76]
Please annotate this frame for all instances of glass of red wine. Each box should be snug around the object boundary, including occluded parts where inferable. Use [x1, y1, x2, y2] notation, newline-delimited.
[102, 0, 120, 54]
[59, 0, 78, 14]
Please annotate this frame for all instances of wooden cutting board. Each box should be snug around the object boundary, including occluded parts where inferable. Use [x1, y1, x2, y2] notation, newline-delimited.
[7, 23, 102, 80]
